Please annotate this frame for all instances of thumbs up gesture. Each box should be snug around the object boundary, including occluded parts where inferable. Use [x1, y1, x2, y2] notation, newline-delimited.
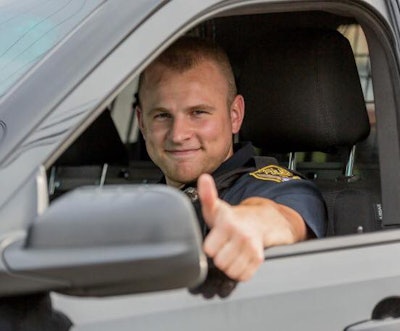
[197, 173, 307, 282]
[197, 174, 264, 281]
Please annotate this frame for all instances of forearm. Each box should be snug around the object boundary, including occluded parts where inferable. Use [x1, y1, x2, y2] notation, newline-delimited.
[238, 197, 308, 247]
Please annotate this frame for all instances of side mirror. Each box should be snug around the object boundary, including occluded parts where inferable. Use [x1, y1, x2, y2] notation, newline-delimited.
[1, 185, 206, 297]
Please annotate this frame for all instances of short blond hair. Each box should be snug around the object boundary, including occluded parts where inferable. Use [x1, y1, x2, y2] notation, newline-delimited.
[137, 36, 237, 106]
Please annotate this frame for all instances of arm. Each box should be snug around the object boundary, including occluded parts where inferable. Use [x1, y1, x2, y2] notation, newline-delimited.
[197, 173, 307, 282]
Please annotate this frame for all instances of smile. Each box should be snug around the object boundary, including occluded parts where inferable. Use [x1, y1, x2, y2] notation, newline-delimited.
[166, 148, 201, 158]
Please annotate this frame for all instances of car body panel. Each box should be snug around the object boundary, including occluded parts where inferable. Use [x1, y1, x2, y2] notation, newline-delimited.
[57, 235, 400, 330]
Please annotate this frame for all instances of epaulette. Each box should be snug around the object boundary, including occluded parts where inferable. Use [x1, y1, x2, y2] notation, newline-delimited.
[250, 164, 303, 183]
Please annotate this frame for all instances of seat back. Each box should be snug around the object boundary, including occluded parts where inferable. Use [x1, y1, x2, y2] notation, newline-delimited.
[238, 28, 381, 236]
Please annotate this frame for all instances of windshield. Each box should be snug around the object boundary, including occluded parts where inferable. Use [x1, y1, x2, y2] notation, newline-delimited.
[0, 0, 103, 97]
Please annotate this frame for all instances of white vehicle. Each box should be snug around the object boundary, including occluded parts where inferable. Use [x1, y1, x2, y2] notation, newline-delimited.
[1, 1, 400, 330]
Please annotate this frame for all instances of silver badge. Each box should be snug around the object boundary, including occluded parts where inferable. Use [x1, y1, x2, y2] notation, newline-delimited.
[183, 187, 198, 202]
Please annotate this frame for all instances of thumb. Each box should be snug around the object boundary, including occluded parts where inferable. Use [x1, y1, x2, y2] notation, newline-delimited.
[197, 173, 220, 228]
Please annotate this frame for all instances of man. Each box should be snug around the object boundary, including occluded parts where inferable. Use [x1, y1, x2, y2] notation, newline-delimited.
[136, 36, 326, 286]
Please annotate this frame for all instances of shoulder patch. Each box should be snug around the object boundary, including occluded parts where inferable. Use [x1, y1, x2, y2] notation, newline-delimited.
[249, 165, 301, 183]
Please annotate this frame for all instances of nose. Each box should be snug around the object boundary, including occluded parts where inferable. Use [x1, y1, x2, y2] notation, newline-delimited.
[169, 115, 192, 143]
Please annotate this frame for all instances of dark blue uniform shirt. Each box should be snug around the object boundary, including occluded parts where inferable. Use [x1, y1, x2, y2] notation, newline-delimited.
[209, 143, 327, 238]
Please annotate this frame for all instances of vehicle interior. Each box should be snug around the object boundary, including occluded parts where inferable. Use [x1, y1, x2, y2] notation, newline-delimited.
[47, 9, 382, 239]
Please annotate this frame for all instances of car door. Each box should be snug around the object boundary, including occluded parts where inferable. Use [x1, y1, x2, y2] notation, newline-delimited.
[3, 1, 400, 331]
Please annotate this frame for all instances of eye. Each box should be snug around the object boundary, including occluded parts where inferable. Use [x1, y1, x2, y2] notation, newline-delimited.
[192, 109, 208, 116]
[154, 112, 171, 120]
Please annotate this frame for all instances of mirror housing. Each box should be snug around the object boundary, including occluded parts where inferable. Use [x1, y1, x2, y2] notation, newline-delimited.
[1, 185, 206, 297]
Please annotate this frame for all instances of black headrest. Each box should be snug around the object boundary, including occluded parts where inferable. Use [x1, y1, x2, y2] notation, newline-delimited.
[238, 29, 370, 154]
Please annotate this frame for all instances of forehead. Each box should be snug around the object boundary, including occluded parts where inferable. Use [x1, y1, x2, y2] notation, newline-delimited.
[142, 59, 226, 89]
[139, 59, 229, 107]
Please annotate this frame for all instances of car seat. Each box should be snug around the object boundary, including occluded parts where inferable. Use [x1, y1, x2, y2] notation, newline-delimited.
[237, 28, 382, 236]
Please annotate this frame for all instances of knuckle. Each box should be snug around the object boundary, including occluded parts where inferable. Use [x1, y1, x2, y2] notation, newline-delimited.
[203, 242, 216, 258]
[239, 269, 255, 282]
[238, 273, 251, 282]
[226, 268, 240, 280]
[254, 253, 264, 266]
[220, 219, 235, 233]
[237, 231, 252, 246]
[214, 255, 228, 270]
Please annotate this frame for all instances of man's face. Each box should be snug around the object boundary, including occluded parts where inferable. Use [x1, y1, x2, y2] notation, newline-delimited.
[137, 59, 244, 188]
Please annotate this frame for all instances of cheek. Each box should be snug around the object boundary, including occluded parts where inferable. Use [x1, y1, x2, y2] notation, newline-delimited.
[199, 122, 219, 141]
[145, 123, 168, 145]
[200, 116, 232, 139]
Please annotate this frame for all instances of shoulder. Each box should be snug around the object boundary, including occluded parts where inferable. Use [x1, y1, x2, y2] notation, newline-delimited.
[221, 165, 306, 203]
[239, 165, 313, 198]
[248, 165, 303, 183]
[223, 165, 327, 237]
[222, 164, 324, 203]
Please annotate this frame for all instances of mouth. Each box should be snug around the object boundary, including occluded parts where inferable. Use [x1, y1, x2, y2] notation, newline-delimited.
[165, 148, 201, 158]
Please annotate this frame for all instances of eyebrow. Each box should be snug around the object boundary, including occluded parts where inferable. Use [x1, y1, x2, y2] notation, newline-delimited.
[187, 104, 215, 112]
[145, 107, 170, 116]
[146, 104, 215, 115]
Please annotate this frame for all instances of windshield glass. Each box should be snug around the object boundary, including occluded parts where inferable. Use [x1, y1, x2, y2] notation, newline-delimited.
[0, 0, 102, 97]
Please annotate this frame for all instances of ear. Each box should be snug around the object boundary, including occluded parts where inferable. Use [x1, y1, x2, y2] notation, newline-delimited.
[230, 94, 245, 134]
[136, 106, 146, 138]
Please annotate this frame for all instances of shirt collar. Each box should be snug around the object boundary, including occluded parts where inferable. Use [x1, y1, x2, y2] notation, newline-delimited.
[212, 142, 255, 178]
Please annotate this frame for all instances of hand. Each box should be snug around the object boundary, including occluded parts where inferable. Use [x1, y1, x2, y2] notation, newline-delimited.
[197, 173, 307, 282]
[197, 174, 264, 281]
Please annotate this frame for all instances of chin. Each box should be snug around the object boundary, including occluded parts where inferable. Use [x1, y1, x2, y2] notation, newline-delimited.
[173, 172, 201, 185]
